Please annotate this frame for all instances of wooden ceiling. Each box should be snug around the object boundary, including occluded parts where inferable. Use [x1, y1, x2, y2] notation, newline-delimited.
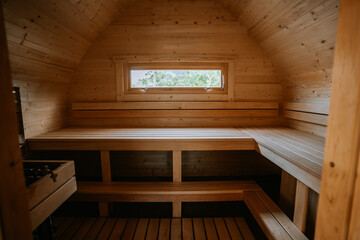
[3, 0, 340, 72]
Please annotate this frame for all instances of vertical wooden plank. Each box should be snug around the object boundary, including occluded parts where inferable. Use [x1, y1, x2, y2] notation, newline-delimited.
[0, 3, 32, 239]
[315, 0, 360, 239]
[116, 61, 124, 101]
[348, 154, 360, 239]
[227, 62, 235, 102]
[170, 218, 182, 240]
[99, 201, 109, 217]
[158, 218, 170, 240]
[109, 218, 127, 240]
[173, 150, 182, 217]
[293, 180, 309, 232]
[173, 201, 181, 218]
[214, 218, 230, 240]
[101, 150, 111, 182]
[182, 218, 194, 240]
[173, 150, 182, 182]
[279, 170, 297, 219]
[203, 218, 218, 240]
[193, 218, 206, 240]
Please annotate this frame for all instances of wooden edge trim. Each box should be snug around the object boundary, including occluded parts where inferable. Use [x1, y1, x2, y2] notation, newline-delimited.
[72, 101, 280, 110]
[112, 55, 239, 63]
[257, 145, 321, 193]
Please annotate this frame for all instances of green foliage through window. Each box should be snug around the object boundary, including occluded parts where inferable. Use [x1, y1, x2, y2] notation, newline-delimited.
[130, 70, 222, 88]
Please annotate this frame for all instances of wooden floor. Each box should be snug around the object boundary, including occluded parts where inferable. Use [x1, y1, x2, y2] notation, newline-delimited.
[53, 217, 255, 240]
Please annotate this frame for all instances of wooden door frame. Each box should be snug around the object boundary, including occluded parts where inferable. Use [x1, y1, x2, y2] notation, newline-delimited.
[315, 0, 360, 239]
[0, 2, 32, 239]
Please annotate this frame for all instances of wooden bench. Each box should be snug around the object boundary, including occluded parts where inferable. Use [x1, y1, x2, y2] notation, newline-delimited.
[244, 190, 307, 240]
[28, 127, 258, 217]
[242, 127, 325, 233]
[28, 126, 324, 238]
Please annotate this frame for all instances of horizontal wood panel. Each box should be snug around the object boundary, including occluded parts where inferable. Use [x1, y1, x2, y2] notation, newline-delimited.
[72, 101, 279, 110]
[30, 177, 77, 230]
[71, 109, 279, 118]
[283, 110, 328, 126]
[69, 117, 285, 128]
[283, 102, 330, 115]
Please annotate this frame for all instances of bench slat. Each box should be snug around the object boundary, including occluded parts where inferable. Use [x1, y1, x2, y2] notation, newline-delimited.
[244, 192, 292, 240]
[244, 191, 308, 240]
[72, 181, 262, 202]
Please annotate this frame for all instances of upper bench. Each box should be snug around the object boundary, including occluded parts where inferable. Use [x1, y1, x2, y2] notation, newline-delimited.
[242, 127, 325, 193]
[28, 127, 325, 192]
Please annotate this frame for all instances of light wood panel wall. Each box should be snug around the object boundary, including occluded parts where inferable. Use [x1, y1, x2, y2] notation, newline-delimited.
[69, 0, 283, 128]
[222, 0, 339, 135]
[3, 0, 134, 138]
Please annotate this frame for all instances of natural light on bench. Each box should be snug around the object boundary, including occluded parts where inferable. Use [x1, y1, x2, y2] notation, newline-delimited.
[130, 69, 222, 88]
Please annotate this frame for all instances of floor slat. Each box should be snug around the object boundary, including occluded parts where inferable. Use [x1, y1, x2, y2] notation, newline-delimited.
[121, 218, 138, 240]
[133, 218, 149, 240]
[158, 218, 171, 240]
[182, 218, 194, 240]
[235, 218, 255, 240]
[224, 217, 243, 240]
[203, 218, 219, 240]
[193, 218, 206, 240]
[84, 218, 107, 240]
[72, 218, 97, 240]
[97, 218, 117, 240]
[214, 218, 231, 240]
[108, 218, 127, 240]
[171, 218, 182, 240]
[53, 216, 255, 240]
[146, 218, 160, 240]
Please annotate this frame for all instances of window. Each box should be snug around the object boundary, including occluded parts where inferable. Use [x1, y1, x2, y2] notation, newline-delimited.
[124, 62, 228, 94]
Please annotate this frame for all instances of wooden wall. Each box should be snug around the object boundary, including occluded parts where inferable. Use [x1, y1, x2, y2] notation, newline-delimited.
[3, 0, 133, 138]
[68, 0, 283, 128]
[222, 0, 339, 136]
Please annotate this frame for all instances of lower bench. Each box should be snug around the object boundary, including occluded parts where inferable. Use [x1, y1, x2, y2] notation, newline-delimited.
[244, 191, 307, 240]
[71, 180, 261, 202]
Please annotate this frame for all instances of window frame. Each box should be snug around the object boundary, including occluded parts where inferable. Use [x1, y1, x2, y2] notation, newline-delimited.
[123, 62, 228, 94]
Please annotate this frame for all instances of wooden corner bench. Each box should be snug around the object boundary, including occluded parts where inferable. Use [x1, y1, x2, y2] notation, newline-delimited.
[28, 126, 324, 239]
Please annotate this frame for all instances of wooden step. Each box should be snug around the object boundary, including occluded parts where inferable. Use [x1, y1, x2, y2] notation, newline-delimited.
[244, 191, 308, 240]
[71, 181, 262, 202]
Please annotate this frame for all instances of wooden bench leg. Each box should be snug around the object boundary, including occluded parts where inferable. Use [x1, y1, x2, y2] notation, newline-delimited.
[100, 150, 111, 216]
[99, 201, 109, 217]
[173, 150, 182, 217]
[173, 150, 182, 182]
[293, 180, 309, 232]
[173, 201, 181, 218]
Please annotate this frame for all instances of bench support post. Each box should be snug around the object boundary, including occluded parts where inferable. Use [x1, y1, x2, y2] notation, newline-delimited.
[99, 150, 111, 216]
[173, 150, 182, 217]
[293, 180, 309, 232]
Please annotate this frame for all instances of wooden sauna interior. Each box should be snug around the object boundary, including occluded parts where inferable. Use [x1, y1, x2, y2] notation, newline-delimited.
[1, 0, 360, 239]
